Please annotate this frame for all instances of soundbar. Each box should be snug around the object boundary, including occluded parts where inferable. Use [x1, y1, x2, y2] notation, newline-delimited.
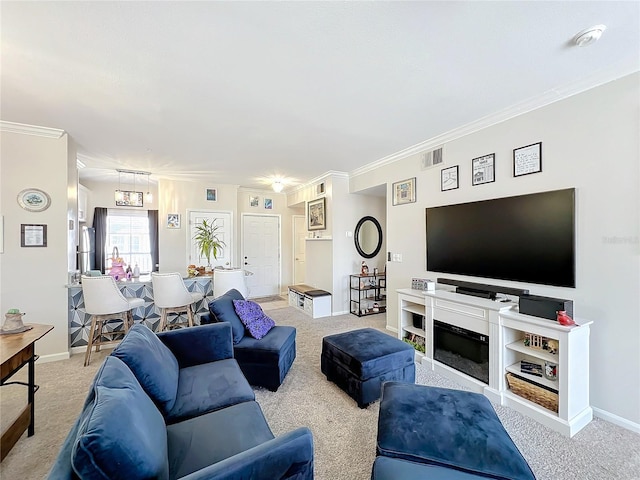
[437, 278, 530, 299]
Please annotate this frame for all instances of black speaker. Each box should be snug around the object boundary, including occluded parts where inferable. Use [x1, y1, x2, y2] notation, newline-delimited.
[518, 294, 573, 321]
[437, 278, 529, 298]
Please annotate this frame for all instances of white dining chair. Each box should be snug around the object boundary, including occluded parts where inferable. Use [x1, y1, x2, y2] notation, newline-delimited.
[81, 275, 145, 366]
[151, 272, 204, 331]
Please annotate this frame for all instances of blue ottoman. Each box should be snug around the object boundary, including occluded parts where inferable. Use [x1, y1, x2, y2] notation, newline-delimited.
[321, 328, 415, 408]
[375, 382, 536, 480]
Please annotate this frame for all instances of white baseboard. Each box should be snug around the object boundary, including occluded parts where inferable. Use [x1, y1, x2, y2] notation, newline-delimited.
[386, 325, 398, 334]
[37, 351, 70, 364]
[592, 406, 640, 434]
[332, 310, 349, 316]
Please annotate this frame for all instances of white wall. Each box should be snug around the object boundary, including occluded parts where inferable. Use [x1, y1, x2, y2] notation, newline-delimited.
[351, 73, 640, 426]
[0, 129, 76, 359]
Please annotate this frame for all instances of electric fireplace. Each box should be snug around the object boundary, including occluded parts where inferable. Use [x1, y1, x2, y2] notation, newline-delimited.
[433, 320, 489, 384]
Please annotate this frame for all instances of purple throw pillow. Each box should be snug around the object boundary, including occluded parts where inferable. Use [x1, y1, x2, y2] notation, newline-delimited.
[232, 300, 275, 340]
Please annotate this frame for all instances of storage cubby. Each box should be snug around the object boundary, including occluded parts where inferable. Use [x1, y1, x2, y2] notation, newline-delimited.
[397, 291, 429, 361]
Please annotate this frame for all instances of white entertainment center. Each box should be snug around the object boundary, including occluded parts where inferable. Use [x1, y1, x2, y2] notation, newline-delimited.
[398, 287, 592, 437]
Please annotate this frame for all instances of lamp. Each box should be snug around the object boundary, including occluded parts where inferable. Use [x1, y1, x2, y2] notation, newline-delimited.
[272, 180, 284, 193]
[114, 170, 123, 202]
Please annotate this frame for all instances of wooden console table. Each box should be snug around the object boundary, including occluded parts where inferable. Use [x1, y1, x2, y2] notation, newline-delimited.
[1, 323, 53, 461]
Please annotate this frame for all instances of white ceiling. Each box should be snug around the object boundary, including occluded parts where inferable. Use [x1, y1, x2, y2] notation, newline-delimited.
[2, 1, 638, 191]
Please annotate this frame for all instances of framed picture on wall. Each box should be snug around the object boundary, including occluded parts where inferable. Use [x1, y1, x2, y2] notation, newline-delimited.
[441, 165, 459, 191]
[167, 214, 181, 229]
[472, 153, 495, 186]
[392, 177, 416, 205]
[308, 197, 326, 231]
[264, 198, 273, 210]
[513, 142, 542, 177]
[206, 188, 218, 201]
[250, 196, 259, 207]
[21, 224, 47, 247]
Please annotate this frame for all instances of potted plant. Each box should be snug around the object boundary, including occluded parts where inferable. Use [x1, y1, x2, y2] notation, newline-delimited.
[193, 219, 225, 270]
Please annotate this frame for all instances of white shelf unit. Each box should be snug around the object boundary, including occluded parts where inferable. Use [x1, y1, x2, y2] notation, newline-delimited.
[397, 291, 429, 363]
[288, 285, 331, 319]
[396, 288, 592, 437]
[500, 310, 592, 437]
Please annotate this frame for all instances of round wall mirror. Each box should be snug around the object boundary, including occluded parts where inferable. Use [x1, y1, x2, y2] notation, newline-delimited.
[354, 216, 383, 259]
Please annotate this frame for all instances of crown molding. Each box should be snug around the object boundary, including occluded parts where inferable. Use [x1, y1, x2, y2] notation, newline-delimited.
[0, 121, 65, 139]
[289, 170, 349, 194]
[350, 69, 638, 178]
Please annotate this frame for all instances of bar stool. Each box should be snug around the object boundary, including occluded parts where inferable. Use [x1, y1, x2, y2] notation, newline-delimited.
[81, 275, 145, 366]
[213, 268, 248, 299]
[151, 272, 204, 331]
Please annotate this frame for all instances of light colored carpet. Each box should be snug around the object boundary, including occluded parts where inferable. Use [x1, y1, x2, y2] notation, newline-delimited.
[1, 305, 639, 479]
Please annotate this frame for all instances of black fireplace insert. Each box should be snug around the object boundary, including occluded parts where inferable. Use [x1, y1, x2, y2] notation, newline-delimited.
[433, 320, 489, 384]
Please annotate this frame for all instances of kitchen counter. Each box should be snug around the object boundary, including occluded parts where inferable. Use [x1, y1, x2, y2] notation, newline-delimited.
[67, 275, 213, 348]
[66, 273, 213, 288]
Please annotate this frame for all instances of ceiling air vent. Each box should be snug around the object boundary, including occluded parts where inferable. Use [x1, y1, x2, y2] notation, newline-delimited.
[421, 146, 444, 170]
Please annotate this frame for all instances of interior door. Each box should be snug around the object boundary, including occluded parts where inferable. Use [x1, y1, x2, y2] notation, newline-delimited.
[293, 215, 306, 285]
[188, 211, 232, 268]
[242, 214, 280, 298]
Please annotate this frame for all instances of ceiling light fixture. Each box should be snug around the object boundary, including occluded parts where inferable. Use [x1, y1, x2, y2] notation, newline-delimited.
[573, 25, 606, 47]
[272, 180, 284, 193]
[115, 170, 123, 202]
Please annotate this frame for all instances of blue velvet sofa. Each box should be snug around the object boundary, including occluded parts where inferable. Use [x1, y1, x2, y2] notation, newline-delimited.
[48, 323, 314, 479]
[373, 382, 536, 480]
[203, 288, 296, 391]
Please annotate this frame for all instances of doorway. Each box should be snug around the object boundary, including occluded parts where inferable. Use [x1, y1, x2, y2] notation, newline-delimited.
[293, 215, 306, 285]
[188, 211, 232, 268]
[242, 214, 280, 298]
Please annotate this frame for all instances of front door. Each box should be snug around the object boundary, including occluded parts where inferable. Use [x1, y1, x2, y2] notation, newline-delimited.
[188, 211, 232, 268]
[242, 214, 280, 298]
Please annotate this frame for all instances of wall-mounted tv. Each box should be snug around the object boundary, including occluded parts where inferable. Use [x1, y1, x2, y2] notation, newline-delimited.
[426, 188, 575, 288]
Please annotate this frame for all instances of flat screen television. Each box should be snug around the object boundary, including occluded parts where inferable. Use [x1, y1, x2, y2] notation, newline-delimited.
[425, 188, 575, 288]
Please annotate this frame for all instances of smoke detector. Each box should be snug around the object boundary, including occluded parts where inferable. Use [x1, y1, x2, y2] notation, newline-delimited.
[573, 25, 606, 47]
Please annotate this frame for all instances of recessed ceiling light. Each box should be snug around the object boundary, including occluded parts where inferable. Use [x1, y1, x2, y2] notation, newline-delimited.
[573, 25, 606, 47]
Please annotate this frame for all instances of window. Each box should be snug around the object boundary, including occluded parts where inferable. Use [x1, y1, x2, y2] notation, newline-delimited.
[106, 209, 152, 273]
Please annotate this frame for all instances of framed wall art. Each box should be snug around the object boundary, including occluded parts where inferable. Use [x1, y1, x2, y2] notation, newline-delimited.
[392, 177, 416, 206]
[264, 198, 273, 210]
[307, 197, 326, 231]
[514, 142, 542, 177]
[206, 188, 218, 202]
[441, 165, 459, 191]
[116, 191, 143, 207]
[472, 153, 495, 186]
[21, 224, 47, 247]
[167, 214, 181, 229]
[17, 188, 51, 212]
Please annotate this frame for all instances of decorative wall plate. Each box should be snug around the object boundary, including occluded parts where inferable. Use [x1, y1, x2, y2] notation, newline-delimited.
[17, 188, 51, 212]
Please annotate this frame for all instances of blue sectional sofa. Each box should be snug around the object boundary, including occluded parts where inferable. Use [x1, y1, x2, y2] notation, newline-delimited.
[48, 323, 314, 479]
[203, 288, 296, 391]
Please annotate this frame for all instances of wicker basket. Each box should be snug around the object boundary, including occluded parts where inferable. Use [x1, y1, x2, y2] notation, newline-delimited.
[506, 372, 558, 413]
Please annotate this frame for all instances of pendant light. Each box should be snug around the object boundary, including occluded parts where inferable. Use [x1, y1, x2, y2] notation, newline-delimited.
[114, 170, 123, 202]
[145, 174, 153, 203]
